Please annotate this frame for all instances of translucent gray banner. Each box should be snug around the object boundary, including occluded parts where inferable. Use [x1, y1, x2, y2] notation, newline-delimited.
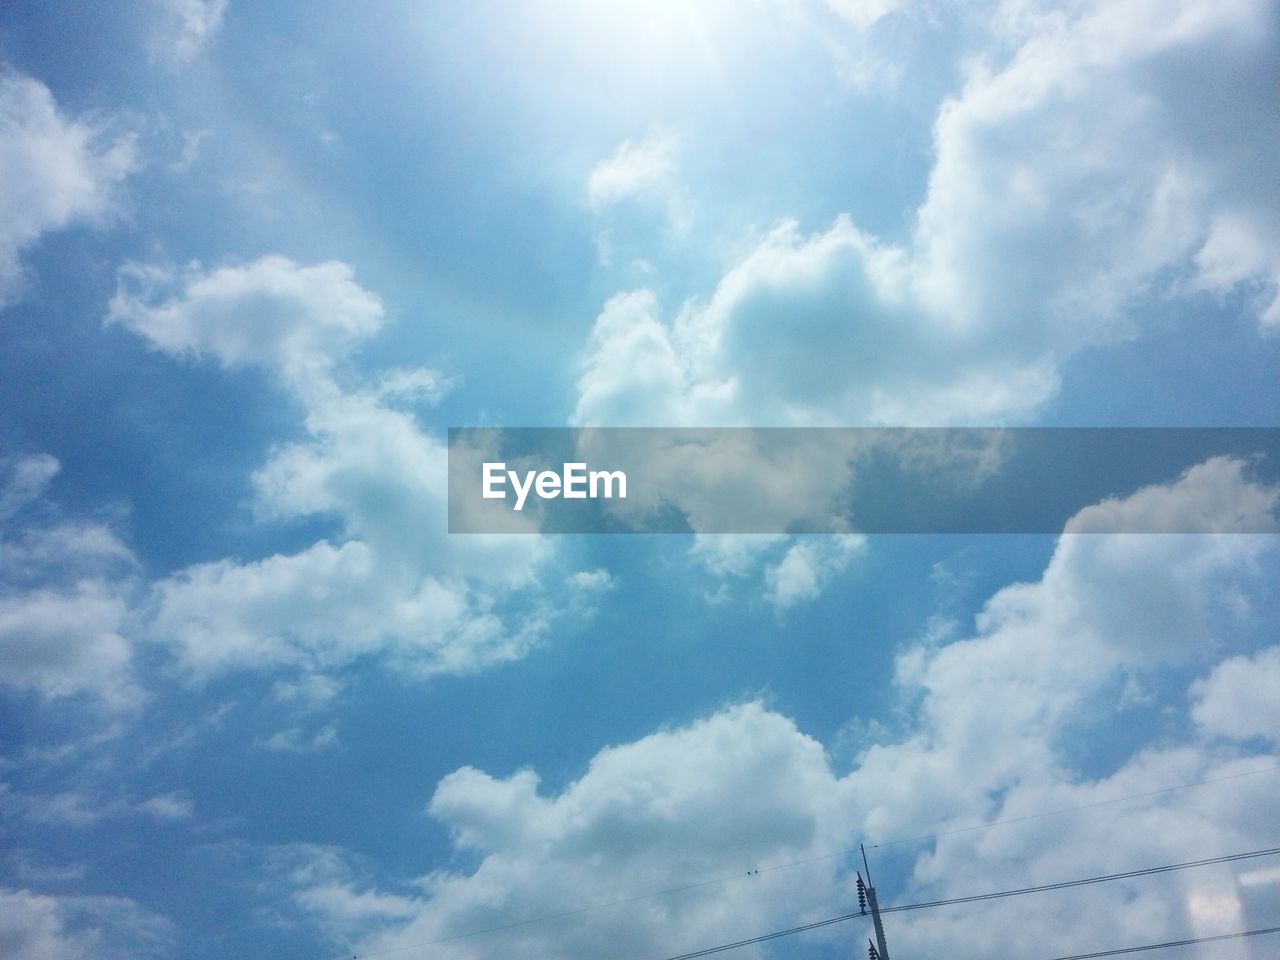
[447, 428, 1280, 534]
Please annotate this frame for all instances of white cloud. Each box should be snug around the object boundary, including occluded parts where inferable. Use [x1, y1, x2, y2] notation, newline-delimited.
[575, 0, 1280, 435]
[823, 0, 905, 29]
[837, 461, 1279, 956]
[271, 673, 343, 710]
[573, 216, 1053, 429]
[149, 531, 545, 681]
[1192, 646, 1280, 745]
[588, 134, 692, 265]
[0, 70, 135, 307]
[0, 888, 173, 960]
[108, 256, 384, 385]
[691, 533, 864, 609]
[170, 128, 210, 172]
[914, 0, 1280, 335]
[0, 455, 139, 708]
[0, 453, 58, 521]
[286, 703, 853, 959]
[0, 584, 135, 706]
[280, 461, 1280, 959]
[257, 723, 340, 753]
[689, 534, 789, 578]
[372, 367, 456, 407]
[566, 569, 614, 592]
[1065, 456, 1280, 534]
[134, 791, 194, 821]
[262, 844, 421, 945]
[1, 786, 193, 828]
[153, 0, 228, 62]
[764, 534, 866, 609]
[112, 257, 556, 682]
[587, 134, 679, 209]
[572, 0, 1280, 608]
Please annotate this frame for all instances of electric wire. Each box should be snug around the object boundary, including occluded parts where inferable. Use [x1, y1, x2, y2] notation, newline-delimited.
[1043, 925, 1280, 960]
[337, 846, 1280, 960]
[644, 848, 1280, 960]
[879, 846, 1280, 915]
[324, 761, 1280, 960]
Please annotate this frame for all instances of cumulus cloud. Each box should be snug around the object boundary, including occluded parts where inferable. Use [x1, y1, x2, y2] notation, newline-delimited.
[284, 703, 853, 959]
[111, 256, 555, 682]
[1065, 456, 1280, 535]
[914, 0, 1280, 333]
[1191, 646, 1280, 745]
[108, 256, 384, 385]
[276, 462, 1279, 959]
[571, 0, 1280, 607]
[575, 0, 1280, 433]
[0, 70, 135, 307]
[573, 216, 1057, 429]
[0, 455, 139, 707]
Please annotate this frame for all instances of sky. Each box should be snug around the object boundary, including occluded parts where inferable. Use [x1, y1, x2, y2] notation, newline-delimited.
[1, 1, 1279, 959]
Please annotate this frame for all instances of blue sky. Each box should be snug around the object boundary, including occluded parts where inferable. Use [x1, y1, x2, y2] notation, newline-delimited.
[2, 1, 1279, 959]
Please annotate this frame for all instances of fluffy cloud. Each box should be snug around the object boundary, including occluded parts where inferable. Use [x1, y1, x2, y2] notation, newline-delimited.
[1191, 646, 1280, 746]
[856, 464, 1277, 833]
[764, 534, 866, 609]
[689, 533, 867, 610]
[108, 256, 384, 385]
[112, 257, 554, 681]
[284, 703, 854, 959]
[915, 0, 1280, 333]
[0, 889, 173, 960]
[0, 455, 139, 707]
[576, 0, 1280, 431]
[281, 462, 1280, 959]
[574, 0, 1279, 608]
[812, 457, 1279, 956]
[0, 585, 134, 706]
[1066, 457, 1280, 535]
[0, 70, 135, 307]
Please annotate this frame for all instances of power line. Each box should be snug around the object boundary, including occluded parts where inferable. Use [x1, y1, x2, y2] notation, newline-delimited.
[1043, 925, 1280, 960]
[324, 761, 1280, 960]
[880, 847, 1280, 915]
[644, 847, 1280, 960]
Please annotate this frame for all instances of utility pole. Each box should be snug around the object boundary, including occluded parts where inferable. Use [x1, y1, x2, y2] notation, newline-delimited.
[857, 843, 891, 960]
